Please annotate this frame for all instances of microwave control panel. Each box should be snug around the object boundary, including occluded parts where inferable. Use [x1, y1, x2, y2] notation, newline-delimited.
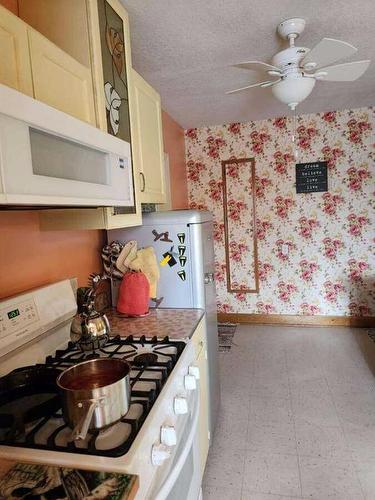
[0, 299, 39, 340]
[118, 157, 128, 169]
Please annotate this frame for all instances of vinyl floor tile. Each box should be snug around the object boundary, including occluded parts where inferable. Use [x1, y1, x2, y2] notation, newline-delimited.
[242, 452, 301, 497]
[203, 484, 242, 500]
[203, 325, 375, 500]
[299, 456, 364, 499]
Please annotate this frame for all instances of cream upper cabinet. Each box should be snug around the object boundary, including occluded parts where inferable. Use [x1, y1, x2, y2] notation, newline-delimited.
[0, 2, 96, 125]
[28, 29, 96, 125]
[132, 70, 166, 204]
[86, 0, 134, 138]
[0, 5, 33, 96]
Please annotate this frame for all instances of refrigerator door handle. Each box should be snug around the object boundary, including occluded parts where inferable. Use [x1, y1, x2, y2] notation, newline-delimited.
[204, 272, 214, 284]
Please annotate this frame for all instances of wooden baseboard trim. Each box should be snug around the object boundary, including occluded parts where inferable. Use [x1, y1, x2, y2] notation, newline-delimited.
[217, 313, 375, 328]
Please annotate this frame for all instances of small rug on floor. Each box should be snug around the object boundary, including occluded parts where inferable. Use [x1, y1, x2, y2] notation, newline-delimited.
[218, 323, 237, 352]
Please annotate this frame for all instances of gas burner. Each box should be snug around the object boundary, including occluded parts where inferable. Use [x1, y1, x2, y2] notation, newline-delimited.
[0, 335, 185, 457]
[132, 353, 158, 366]
[85, 352, 100, 360]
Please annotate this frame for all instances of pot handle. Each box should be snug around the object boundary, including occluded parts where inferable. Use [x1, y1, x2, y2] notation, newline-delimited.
[72, 400, 98, 441]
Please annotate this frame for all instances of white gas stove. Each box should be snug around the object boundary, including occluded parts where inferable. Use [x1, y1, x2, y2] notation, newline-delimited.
[0, 280, 201, 500]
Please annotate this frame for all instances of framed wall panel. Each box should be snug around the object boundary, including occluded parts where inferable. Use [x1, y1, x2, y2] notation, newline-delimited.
[222, 157, 259, 293]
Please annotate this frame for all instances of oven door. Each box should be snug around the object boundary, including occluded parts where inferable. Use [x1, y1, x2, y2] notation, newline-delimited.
[153, 388, 201, 500]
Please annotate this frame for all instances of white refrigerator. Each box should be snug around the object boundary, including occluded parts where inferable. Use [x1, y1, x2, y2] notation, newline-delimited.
[108, 209, 220, 434]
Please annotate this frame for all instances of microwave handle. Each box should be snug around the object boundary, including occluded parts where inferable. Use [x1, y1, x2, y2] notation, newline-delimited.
[140, 172, 146, 192]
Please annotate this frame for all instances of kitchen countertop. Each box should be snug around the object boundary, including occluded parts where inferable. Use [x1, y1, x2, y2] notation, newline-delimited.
[106, 307, 205, 340]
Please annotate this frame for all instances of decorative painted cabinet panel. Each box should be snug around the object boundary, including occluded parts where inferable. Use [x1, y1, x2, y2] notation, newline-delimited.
[87, 0, 133, 140]
[97, 0, 131, 141]
[0, 5, 33, 95]
[85, 0, 142, 226]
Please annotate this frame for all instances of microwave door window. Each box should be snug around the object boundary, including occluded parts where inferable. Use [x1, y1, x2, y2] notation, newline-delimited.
[29, 128, 109, 185]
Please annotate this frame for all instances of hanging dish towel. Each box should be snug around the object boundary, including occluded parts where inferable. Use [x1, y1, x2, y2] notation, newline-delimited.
[116, 240, 137, 274]
[117, 271, 150, 316]
[128, 247, 160, 299]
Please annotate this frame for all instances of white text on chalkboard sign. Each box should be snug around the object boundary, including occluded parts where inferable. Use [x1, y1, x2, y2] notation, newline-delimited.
[295, 161, 328, 193]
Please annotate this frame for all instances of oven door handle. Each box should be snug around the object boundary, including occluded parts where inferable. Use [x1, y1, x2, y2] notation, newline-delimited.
[154, 388, 200, 500]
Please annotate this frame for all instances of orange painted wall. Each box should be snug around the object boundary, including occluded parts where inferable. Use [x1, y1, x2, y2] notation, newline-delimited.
[0, 0, 18, 14]
[162, 110, 188, 209]
[0, 212, 105, 299]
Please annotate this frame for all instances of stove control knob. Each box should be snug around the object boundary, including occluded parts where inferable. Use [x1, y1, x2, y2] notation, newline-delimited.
[151, 444, 172, 466]
[184, 374, 197, 391]
[174, 396, 188, 415]
[189, 365, 200, 380]
[161, 425, 177, 446]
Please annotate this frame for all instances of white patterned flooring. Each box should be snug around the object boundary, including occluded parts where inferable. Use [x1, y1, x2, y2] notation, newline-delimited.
[202, 324, 375, 500]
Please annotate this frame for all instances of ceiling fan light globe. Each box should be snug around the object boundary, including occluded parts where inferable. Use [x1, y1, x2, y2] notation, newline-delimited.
[271, 76, 315, 106]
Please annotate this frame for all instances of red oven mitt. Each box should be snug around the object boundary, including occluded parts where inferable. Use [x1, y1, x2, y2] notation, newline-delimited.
[117, 271, 150, 317]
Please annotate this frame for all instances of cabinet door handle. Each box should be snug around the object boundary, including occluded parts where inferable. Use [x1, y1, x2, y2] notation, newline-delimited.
[140, 172, 146, 192]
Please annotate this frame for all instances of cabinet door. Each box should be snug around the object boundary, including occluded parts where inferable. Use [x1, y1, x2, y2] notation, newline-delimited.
[196, 338, 209, 481]
[38, 205, 142, 230]
[103, 205, 142, 229]
[0, 5, 33, 95]
[132, 70, 166, 204]
[192, 318, 210, 480]
[86, 0, 134, 138]
[28, 29, 96, 125]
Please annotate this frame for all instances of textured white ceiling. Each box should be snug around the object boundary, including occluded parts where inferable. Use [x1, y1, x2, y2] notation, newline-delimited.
[121, 0, 375, 128]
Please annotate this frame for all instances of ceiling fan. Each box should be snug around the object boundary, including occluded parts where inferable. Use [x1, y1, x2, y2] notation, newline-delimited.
[226, 18, 371, 110]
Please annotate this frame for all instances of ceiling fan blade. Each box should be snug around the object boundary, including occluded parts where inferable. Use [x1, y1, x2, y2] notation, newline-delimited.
[225, 80, 279, 94]
[260, 79, 281, 88]
[233, 60, 280, 73]
[302, 38, 357, 70]
[318, 60, 370, 81]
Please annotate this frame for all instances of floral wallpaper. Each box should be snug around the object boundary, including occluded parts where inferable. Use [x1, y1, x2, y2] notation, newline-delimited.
[185, 107, 375, 316]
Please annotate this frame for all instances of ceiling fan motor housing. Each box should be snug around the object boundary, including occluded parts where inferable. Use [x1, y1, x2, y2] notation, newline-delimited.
[272, 46, 310, 73]
[271, 46, 315, 108]
[272, 74, 316, 109]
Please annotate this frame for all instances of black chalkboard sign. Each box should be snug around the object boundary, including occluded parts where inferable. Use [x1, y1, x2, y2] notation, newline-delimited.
[296, 161, 328, 193]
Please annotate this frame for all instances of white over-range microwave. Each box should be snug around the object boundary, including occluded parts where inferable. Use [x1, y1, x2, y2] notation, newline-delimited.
[0, 84, 134, 207]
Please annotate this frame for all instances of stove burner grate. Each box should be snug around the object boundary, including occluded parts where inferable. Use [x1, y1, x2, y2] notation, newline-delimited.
[0, 335, 185, 457]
